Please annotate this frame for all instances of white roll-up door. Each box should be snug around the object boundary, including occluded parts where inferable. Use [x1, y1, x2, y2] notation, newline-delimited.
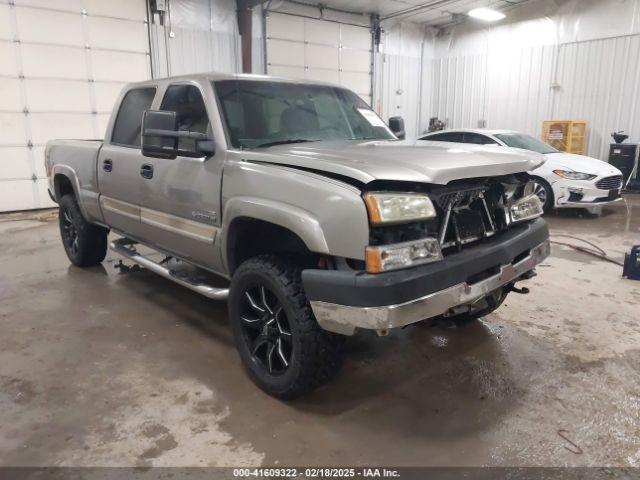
[265, 12, 372, 105]
[0, 0, 150, 212]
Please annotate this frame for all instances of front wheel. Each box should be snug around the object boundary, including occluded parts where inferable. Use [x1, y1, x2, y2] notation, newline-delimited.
[58, 194, 108, 267]
[532, 178, 554, 213]
[228, 255, 344, 399]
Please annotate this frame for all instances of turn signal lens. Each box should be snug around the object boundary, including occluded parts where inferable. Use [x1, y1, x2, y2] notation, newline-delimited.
[365, 238, 442, 273]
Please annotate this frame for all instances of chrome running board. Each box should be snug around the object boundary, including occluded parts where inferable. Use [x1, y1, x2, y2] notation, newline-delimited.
[109, 238, 229, 300]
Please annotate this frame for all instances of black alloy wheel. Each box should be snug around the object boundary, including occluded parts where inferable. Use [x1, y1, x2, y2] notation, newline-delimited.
[239, 284, 293, 375]
[228, 255, 345, 399]
[61, 208, 79, 257]
[58, 194, 108, 267]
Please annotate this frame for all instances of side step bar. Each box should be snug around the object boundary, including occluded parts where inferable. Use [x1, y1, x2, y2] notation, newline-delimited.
[109, 238, 229, 300]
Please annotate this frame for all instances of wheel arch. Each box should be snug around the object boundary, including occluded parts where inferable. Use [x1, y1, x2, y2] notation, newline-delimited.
[53, 173, 76, 201]
[222, 197, 330, 275]
[51, 165, 93, 221]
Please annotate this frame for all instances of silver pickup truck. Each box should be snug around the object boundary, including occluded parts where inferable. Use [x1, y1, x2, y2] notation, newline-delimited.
[46, 73, 550, 398]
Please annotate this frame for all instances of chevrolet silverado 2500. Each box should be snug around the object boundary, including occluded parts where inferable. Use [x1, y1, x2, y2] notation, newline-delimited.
[46, 73, 550, 398]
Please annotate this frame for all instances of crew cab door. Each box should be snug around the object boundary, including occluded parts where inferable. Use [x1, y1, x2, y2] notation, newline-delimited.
[137, 82, 224, 270]
[97, 86, 157, 239]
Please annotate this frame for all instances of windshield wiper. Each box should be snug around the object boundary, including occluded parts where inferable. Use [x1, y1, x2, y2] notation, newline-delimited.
[255, 139, 318, 148]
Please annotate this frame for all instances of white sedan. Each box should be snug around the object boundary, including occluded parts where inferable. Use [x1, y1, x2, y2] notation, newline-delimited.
[418, 129, 624, 213]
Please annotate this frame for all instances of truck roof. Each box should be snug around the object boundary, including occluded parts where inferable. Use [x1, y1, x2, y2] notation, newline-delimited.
[127, 72, 344, 90]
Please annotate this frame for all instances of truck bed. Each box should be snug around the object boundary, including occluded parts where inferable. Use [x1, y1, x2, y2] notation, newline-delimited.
[46, 139, 104, 222]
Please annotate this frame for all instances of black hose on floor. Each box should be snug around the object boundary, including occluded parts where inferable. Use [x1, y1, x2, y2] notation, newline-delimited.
[550, 234, 625, 267]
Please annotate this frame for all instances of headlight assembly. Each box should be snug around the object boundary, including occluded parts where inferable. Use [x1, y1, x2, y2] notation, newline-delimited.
[365, 238, 442, 273]
[510, 194, 544, 223]
[552, 169, 596, 181]
[363, 192, 437, 225]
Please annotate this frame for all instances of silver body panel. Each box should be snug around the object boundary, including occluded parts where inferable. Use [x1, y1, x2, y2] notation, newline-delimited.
[46, 72, 547, 331]
[238, 140, 544, 185]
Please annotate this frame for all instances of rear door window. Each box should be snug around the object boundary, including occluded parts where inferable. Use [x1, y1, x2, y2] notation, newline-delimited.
[111, 87, 156, 147]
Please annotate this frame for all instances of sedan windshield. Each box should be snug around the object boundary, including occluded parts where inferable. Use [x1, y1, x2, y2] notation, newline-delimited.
[495, 133, 558, 155]
[214, 80, 395, 149]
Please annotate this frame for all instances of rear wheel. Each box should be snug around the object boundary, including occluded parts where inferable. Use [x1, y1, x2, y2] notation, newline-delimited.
[228, 255, 344, 399]
[532, 178, 554, 213]
[58, 194, 108, 267]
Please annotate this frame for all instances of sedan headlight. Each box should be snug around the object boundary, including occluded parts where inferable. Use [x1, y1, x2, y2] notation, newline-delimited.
[365, 238, 442, 273]
[510, 194, 544, 223]
[553, 169, 596, 181]
[363, 192, 437, 225]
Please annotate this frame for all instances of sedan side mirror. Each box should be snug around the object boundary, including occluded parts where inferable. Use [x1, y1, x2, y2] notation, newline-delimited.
[388, 116, 406, 140]
[142, 110, 215, 159]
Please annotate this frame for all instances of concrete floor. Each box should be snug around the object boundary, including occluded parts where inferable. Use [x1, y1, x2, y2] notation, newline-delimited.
[0, 196, 639, 467]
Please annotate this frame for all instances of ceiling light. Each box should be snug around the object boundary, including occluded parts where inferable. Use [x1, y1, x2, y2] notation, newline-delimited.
[468, 7, 506, 21]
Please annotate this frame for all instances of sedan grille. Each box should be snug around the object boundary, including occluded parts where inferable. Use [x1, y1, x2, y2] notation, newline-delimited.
[595, 175, 623, 190]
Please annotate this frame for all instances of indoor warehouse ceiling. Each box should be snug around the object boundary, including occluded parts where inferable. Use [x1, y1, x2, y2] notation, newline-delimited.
[289, 0, 532, 26]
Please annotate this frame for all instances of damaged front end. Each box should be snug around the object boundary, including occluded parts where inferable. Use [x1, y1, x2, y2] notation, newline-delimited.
[430, 173, 545, 253]
[304, 173, 550, 335]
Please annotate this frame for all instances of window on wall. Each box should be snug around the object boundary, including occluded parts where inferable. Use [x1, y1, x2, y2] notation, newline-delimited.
[161, 84, 211, 152]
[111, 88, 156, 147]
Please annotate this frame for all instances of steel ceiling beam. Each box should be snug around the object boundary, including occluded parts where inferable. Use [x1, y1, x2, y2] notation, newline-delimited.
[380, 0, 459, 21]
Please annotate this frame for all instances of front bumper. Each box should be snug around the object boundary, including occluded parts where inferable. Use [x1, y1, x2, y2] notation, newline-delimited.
[553, 179, 622, 208]
[303, 218, 550, 335]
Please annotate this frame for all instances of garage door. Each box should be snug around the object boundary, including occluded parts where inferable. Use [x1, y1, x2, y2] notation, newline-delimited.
[265, 12, 372, 105]
[0, 0, 150, 212]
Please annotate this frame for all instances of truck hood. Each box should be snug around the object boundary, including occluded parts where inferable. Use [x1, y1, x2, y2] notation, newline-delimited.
[241, 140, 545, 185]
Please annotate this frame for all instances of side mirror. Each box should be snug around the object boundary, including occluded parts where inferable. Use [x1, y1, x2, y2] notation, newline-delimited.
[388, 116, 406, 140]
[142, 110, 178, 159]
[141, 110, 215, 159]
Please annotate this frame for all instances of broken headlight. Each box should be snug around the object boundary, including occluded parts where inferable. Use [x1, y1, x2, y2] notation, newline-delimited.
[510, 194, 544, 223]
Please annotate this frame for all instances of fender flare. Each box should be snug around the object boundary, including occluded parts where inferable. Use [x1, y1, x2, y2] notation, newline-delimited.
[221, 196, 330, 272]
[51, 165, 90, 220]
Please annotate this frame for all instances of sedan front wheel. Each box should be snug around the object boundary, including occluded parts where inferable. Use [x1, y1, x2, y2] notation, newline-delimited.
[532, 178, 554, 213]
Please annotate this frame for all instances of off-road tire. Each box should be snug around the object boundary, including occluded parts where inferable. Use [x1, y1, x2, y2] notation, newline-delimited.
[58, 194, 108, 267]
[228, 255, 344, 399]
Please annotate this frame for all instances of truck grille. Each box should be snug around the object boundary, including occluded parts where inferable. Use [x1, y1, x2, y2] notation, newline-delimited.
[595, 175, 622, 190]
[429, 186, 499, 252]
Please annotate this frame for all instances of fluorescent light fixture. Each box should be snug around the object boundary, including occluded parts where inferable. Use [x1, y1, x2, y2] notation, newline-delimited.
[468, 7, 506, 21]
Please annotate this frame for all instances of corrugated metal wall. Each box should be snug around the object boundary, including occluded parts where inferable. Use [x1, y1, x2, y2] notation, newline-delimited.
[430, 45, 555, 137]
[553, 35, 640, 159]
[148, 0, 240, 78]
[374, 22, 430, 140]
[430, 35, 640, 160]
[427, 0, 640, 160]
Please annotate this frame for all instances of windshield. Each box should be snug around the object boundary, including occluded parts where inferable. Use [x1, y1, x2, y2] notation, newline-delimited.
[214, 80, 396, 149]
[495, 133, 558, 154]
